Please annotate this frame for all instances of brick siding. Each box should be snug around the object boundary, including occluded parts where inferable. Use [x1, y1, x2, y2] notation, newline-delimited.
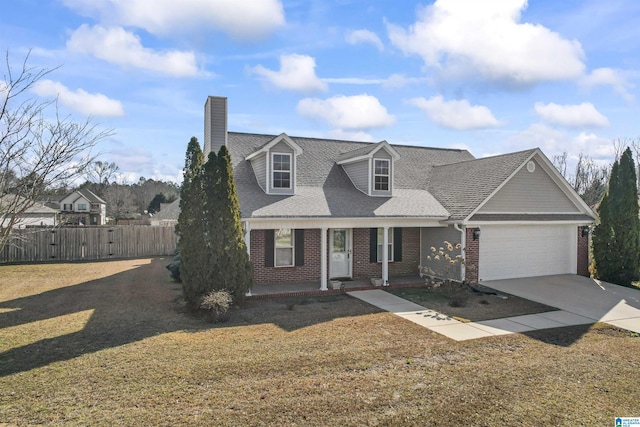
[464, 227, 480, 284]
[577, 226, 590, 277]
[251, 227, 421, 285]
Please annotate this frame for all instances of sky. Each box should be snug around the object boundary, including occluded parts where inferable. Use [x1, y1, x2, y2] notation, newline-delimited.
[2, 0, 639, 184]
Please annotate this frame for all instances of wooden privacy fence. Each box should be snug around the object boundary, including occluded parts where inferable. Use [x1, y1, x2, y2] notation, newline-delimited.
[0, 226, 178, 263]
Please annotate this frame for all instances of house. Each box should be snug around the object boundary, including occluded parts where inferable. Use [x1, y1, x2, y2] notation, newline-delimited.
[203, 96, 596, 289]
[150, 198, 180, 227]
[59, 189, 107, 225]
[0, 195, 58, 228]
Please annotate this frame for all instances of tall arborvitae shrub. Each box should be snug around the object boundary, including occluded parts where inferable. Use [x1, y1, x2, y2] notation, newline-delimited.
[593, 147, 640, 286]
[175, 137, 207, 306]
[213, 145, 253, 300]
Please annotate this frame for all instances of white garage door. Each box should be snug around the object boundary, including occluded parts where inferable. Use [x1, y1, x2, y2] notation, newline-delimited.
[478, 225, 577, 281]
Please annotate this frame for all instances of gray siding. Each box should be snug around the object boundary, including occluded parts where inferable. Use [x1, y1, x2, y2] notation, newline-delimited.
[479, 159, 579, 213]
[420, 226, 462, 281]
[250, 154, 267, 191]
[268, 143, 295, 195]
[204, 96, 227, 156]
[342, 160, 369, 194]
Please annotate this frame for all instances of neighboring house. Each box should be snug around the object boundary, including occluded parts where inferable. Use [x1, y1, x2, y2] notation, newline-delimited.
[59, 189, 107, 225]
[203, 96, 596, 289]
[150, 198, 180, 227]
[0, 195, 58, 228]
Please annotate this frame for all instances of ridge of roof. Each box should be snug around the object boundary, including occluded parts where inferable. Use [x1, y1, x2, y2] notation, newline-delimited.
[228, 131, 470, 154]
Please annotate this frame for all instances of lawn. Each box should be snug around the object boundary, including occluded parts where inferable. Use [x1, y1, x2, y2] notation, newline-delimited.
[1, 259, 639, 426]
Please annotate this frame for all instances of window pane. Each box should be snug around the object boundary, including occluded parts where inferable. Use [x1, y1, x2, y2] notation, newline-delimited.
[375, 160, 389, 175]
[273, 171, 291, 188]
[273, 154, 290, 171]
[275, 248, 293, 266]
[275, 228, 292, 247]
[333, 230, 346, 252]
[375, 176, 389, 191]
[376, 228, 394, 262]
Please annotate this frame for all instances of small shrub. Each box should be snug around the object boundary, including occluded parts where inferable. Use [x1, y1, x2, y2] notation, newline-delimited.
[200, 290, 232, 322]
[166, 253, 181, 282]
[448, 293, 468, 308]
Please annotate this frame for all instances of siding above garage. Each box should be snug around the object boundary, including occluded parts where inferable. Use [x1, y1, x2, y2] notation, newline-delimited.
[478, 158, 578, 213]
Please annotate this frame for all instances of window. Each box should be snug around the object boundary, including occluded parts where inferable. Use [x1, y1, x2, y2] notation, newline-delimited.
[272, 153, 291, 189]
[91, 203, 99, 209]
[374, 159, 390, 191]
[78, 203, 87, 210]
[275, 228, 294, 267]
[377, 227, 393, 262]
[63, 204, 73, 211]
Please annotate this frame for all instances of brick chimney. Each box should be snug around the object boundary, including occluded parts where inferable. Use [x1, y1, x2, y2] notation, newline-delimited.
[204, 96, 228, 156]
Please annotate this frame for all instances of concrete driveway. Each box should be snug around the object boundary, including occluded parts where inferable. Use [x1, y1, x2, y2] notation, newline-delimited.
[482, 275, 640, 334]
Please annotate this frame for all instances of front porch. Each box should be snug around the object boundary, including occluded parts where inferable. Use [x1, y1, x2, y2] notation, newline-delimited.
[247, 273, 423, 299]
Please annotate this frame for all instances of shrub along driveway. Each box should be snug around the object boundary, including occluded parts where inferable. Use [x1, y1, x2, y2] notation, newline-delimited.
[1, 259, 639, 426]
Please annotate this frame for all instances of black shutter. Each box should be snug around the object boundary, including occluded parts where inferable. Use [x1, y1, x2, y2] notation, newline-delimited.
[369, 228, 378, 263]
[295, 229, 304, 266]
[393, 227, 403, 262]
[265, 230, 274, 267]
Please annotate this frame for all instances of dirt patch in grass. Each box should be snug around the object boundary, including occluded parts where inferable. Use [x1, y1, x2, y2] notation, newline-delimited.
[386, 284, 559, 322]
[1, 260, 639, 426]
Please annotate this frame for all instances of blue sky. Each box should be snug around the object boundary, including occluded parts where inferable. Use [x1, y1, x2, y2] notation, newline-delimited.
[2, 0, 639, 183]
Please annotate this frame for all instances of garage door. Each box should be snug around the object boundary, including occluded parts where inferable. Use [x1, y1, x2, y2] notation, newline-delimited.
[478, 225, 577, 281]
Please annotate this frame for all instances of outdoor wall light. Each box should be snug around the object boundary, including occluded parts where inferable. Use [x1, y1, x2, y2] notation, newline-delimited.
[582, 227, 590, 238]
[473, 228, 481, 241]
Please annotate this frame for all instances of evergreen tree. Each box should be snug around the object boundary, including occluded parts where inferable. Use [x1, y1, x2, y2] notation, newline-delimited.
[147, 193, 169, 214]
[213, 145, 253, 300]
[593, 147, 640, 286]
[175, 137, 207, 305]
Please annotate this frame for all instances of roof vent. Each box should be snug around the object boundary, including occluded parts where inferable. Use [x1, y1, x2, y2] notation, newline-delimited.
[526, 161, 536, 173]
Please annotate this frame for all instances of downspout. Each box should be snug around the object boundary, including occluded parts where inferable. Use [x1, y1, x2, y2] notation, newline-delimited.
[454, 223, 466, 283]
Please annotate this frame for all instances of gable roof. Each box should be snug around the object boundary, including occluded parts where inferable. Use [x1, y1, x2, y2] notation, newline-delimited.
[75, 189, 106, 204]
[245, 133, 303, 161]
[336, 140, 400, 164]
[228, 132, 473, 219]
[152, 198, 180, 221]
[428, 149, 538, 221]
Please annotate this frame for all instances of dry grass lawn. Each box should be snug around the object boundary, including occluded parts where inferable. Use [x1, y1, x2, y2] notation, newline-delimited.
[1, 258, 639, 426]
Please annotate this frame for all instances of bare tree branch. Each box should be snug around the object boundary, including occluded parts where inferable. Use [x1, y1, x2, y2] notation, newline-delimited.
[0, 50, 112, 251]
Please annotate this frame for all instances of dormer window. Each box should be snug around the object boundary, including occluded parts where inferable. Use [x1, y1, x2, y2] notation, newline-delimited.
[374, 159, 390, 191]
[272, 153, 291, 189]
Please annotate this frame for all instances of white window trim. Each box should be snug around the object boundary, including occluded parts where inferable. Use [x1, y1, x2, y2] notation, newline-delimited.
[377, 227, 394, 262]
[271, 152, 292, 190]
[274, 228, 295, 267]
[374, 159, 390, 192]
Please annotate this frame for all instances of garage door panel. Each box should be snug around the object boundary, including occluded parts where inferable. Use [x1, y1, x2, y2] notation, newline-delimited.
[479, 225, 576, 281]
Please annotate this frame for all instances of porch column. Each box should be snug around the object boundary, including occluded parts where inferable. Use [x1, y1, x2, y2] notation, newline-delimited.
[320, 227, 328, 290]
[243, 222, 251, 258]
[244, 222, 252, 297]
[382, 226, 389, 286]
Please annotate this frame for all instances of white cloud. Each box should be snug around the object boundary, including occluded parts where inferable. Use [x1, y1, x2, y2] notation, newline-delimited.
[251, 54, 327, 93]
[408, 96, 500, 130]
[31, 79, 124, 117]
[580, 67, 635, 102]
[504, 123, 613, 161]
[297, 94, 395, 129]
[67, 25, 199, 77]
[387, 0, 585, 86]
[62, 0, 285, 40]
[382, 73, 428, 89]
[346, 29, 384, 51]
[327, 129, 375, 142]
[534, 102, 609, 128]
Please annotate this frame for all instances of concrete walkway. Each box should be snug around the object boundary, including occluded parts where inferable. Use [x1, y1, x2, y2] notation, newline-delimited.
[347, 289, 594, 341]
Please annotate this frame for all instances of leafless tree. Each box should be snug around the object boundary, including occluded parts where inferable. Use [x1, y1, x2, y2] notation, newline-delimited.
[0, 51, 111, 251]
[552, 151, 609, 208]
[103, 184, 138, 220]
[85, 160, 120, 185]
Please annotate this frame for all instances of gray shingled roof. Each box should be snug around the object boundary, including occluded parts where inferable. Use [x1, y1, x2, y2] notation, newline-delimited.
[75, 188, 107, 205]
[153, 198, 180, 221]
[428, 149, 537, 220]
[228, 132, 475, 219]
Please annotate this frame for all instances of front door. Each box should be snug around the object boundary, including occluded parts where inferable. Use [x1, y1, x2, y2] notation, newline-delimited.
[330, 229, 351, 278]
